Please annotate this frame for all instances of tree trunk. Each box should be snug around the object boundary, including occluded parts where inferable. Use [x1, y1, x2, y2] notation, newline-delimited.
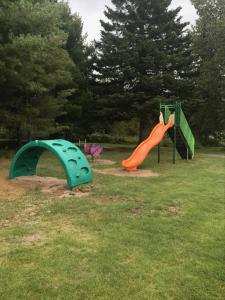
[203, 131, 210, 146]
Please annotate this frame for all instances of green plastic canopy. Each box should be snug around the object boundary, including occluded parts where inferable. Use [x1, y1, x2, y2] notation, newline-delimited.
[9, 139, 93, 189]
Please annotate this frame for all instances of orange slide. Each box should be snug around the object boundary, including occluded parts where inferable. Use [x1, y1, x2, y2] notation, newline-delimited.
[122, 115, 174, 171]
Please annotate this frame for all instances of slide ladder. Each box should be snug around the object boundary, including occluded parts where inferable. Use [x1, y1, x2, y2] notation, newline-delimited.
[122, 102, 195, 171]
[160, 102, 195, 160]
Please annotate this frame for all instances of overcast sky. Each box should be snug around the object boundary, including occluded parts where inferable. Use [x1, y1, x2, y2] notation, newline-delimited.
[68, 0, 198, 42]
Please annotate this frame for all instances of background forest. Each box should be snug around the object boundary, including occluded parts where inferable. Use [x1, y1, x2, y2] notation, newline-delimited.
[0, 0, 224, 146]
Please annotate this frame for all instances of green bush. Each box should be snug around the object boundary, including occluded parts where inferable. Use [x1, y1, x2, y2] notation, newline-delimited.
[111, 119, 139, 137]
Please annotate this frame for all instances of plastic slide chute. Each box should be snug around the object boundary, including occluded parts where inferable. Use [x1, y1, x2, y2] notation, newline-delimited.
[122, 102, 196, 170]
[122, 114, 174, 171]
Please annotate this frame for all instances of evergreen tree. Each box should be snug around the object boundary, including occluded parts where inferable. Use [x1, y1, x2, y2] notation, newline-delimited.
[0, 0, 76, 144]
[59, 12, 94, 139]
[191, 0, 225, 144]
[93, 0, 194, 141]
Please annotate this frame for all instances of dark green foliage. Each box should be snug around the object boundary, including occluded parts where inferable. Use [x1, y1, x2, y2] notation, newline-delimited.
[59, 13, 94, 139]
[93, 0, 194, 141]
[0, 0, 76, 143]
[0, 0, 224, 145]
[0, 0, 90, 144]
[87, 132, 127, 144]
[0, 34, 74, 140]
[191, 0, 225, 144]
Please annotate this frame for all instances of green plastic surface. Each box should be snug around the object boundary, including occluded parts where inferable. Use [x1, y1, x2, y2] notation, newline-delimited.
[160, 102, 195, 158]
[179, 106, 195, 157]
[9, 139, 93, 189]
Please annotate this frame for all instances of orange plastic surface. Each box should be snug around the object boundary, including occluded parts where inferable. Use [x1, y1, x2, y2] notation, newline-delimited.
[122, 120, 174, 171]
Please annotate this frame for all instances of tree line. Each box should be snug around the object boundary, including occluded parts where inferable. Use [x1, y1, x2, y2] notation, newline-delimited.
[0, 0, 224, 146]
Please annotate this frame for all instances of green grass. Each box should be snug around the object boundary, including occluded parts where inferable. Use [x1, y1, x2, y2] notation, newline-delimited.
[0, 146, 224, 300]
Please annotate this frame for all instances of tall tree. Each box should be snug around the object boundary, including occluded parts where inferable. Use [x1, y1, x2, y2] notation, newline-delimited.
[0, 0, 75, 144]
[191, 0, 225, 144]
[93, 0, 194, 141]
[59, 12, 94, 139]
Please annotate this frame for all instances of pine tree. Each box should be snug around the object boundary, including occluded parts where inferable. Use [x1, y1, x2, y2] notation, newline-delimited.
[59, 13, 94, 139]
[93, 0, 194, 141]
[191, 0, 225, 144]
[0, 0, 75, 144]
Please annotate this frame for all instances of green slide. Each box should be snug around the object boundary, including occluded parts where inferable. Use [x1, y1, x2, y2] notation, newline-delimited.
[160, 102, 195, 159]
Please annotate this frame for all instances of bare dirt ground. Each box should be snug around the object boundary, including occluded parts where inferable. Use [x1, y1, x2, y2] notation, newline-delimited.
[12, 176, 93, 199]
[0, 168, 27, 201]
[93, 167, 159, 177]
[0, 160, 92, 200]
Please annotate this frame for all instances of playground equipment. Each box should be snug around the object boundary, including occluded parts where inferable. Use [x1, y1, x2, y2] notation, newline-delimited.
[84, 143, 103, 160]
[9, 139, 93, 189]
[122, 102, 195, 171]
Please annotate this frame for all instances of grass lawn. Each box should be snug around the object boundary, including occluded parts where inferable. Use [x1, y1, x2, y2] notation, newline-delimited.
[0, 146, 224, 299]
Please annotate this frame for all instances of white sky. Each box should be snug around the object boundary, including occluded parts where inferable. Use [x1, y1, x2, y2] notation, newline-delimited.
[67, 0, 198, 41]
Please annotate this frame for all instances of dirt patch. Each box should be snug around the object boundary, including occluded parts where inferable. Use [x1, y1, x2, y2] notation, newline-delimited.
[0, 160, 27, 200]
[130, 207, 143, 216]
[90, 159, 116, 166]
[97, 195, 129, 204]
[93, 168, 159, 177]
[0, 158, 92, 200]
[12, 176, 93, 199]
[162, 206, 179, 216]
[1, 203, 44, 228]
[22, 233, 44, 243]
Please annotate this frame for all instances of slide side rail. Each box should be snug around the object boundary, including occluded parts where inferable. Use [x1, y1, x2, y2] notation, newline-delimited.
[178, 105, 195, 157]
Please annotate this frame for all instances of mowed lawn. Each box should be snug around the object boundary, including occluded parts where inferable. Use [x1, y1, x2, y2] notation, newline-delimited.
[0, 146, 224, 300]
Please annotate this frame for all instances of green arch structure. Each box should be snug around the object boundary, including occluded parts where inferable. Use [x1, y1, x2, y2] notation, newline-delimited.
[9, 139, 93, 189]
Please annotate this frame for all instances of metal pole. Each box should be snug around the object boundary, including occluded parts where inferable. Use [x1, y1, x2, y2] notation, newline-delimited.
[173, 102, 179, 164]
[173, 126, 176, 164]
[158, 143, 160, 163]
